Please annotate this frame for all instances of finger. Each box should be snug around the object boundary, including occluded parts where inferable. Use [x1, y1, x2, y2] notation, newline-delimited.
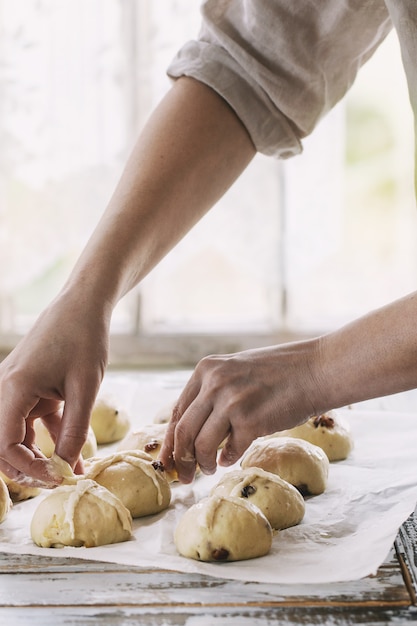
[158, 374, 201, 472]
[54, 378, 99, 469]
[0, 457, 58, 489]
[0, 395, 62, 485]
[193, 411, 231, 476]
[159, 403, 181, 471]
[218, 427, 255, 467]
[171, 398, 214, 483]
[38, 410, 64, 447]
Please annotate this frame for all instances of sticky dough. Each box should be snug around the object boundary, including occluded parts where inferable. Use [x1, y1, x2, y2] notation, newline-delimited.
[174, 495, 272, 562]
[270, 410, 353, 461]
[241, 437, 329, 496]
[84, 450, 171, 518]
[211, 467, 305, 530]
[0, 476, 12, 523]
[30, 478, 132, 548]
[117, 423, 178, 482]
[90, 396, 131, 444]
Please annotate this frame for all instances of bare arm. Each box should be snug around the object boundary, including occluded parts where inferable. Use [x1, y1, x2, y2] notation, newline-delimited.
[68, 76, 255, 309]
[317, 292, 417, 407]
[0, 77, 255, 485]
[160, 292, 417, 482]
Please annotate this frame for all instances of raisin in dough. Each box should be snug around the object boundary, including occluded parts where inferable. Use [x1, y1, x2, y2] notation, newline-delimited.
[84, 450, 171, 518]
[271, 410, 353, 461]
[117, 423, 178, 482]
[90, 396, 131, 444]
[0, 476, 12, 523]
[174, 495, 272, 562]
[211, 467, 305, 530]
[30, 478, 132, 548]
[241, 437, 329, 496]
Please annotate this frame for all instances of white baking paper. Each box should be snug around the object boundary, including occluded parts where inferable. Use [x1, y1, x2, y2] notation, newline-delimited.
[0, 369, 416, 584]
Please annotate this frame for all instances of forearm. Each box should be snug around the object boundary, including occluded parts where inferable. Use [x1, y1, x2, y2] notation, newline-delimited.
[63, 77, 255, 311]
[315, 292, 417, 410]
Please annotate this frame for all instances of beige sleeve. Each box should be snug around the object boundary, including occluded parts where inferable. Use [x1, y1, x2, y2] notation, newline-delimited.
[167, 0, 392, 158]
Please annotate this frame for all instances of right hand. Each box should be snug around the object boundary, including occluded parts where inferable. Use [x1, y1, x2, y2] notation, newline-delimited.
[0, 290, 109, 487]
[159, 341, 323, 483]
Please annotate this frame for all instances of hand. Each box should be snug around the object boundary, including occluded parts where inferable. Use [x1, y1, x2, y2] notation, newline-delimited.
[0, 290, 109, 487]
[159, 340, 322, 483]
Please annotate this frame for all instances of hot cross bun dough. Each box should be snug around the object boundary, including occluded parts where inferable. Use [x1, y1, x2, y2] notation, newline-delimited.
[174, 495, 272, 562]
[211, 467, 305, 530]
[84, 450, 171, 518]
[118, 423, 168, 458]
[30, 479, 132, 548]
[271, 411, 353, 461]
[117, 423, 178, 482]
[241, 437, 329, 496]
[0, 476, 12, 523]
[0, 470, 41, 502]
[90, 396, 131, 445]
[34, 420, 97, 460]
[153, 401, 175, 424]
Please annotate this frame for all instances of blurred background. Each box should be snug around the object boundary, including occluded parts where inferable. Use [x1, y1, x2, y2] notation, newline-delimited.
[0, 0, 415, 367]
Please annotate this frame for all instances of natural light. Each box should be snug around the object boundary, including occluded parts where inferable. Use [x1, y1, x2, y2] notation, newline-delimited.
[0, 0, 415, 365]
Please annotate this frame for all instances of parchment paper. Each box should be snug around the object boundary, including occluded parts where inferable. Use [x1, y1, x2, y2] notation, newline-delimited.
[1, 370, 416, 584]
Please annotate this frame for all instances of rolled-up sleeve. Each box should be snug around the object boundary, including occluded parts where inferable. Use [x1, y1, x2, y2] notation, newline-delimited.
[167, 0, 392, 158]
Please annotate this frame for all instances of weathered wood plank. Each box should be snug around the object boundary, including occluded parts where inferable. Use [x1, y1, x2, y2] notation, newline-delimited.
[1, 605, 417, 626]
[0, 548, 409, 608]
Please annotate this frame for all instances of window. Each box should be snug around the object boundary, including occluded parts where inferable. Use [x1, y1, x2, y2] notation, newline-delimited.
[0, 2, 415, 366]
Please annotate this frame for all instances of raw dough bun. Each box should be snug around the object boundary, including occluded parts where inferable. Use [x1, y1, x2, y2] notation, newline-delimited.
[90, 396, 131, 444]
[34, 420, 97, 460]
[211, 467, 305, 530]
[117, 423, 178, 482]
[0, 476, 12, 522]
[271, 410, 353, 461]
[241, 437, 329, 496]
[118, 423, 167, 457]
[30, 478, 132, 548]
[0, 470, 40, 502]
[174, 495, 272, 562]
[84, 450, 171, 518]
[153, 401, 175, 424]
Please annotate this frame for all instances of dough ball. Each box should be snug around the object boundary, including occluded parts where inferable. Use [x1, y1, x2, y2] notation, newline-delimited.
[211, 467, 305, 530]
[0, 476, 12, 523]
[84, 450, 171, 518]
[153, 401, 175, 424]
[117, 423, 178, 482]
[271, 411, 353, 461]
[90, 397, 131, 444]
[34, 420, 97, 460]
[241, 437, 329, 496]
[30, 479, 132, 548]
[0, 470, 40, 502]
[174, 495, 272, 562]
[118, 423, 168, 457]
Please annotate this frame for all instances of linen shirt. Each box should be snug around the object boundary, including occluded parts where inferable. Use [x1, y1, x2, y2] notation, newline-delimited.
[167, 1, 417, 162]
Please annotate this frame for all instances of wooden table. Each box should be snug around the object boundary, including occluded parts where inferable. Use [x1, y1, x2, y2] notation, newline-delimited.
[1, 509, 417, 625]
